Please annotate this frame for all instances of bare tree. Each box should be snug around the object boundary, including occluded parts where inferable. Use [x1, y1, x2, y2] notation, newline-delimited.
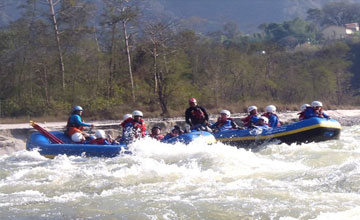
[143, 21, 173, 93]
[46, 0, 66, 90]
[143, 20, 178, 116]
[103, 0, 139, 103]
[120, 6, 137, 103]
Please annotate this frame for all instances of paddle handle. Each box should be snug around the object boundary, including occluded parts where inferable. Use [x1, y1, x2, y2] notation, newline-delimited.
[30, 121, 65, 144]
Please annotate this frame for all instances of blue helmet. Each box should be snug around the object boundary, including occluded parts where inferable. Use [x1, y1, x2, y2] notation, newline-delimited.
[73, 106, 83, 112]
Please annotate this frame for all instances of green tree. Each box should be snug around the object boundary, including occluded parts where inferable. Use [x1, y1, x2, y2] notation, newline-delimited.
[259, 18, 320, 46]
[307, 2, 360, 27]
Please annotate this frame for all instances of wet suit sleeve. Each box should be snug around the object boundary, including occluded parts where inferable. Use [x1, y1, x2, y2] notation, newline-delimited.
[185, 108, 192, 126]
[322, 111, 330, 118]
[72, 115, 91, 127]
[210, 121, 219, 129]
[200, 106, 209, 121]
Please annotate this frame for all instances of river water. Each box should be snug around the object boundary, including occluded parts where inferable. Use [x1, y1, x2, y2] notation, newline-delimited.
[1, 125, 360, 220]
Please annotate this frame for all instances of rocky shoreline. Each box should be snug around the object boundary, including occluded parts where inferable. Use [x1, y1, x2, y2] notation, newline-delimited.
[0, 109, 359, 155]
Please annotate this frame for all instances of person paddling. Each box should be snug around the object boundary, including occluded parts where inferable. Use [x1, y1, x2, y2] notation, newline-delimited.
[304, 101, 330, 119]
[298, 104, 311, 121]
[210, 109, 238, 132]
[241, 105, 260, 128]
[121, 110, 146, 144]
[149, 126, 164, 140]
[65, 106, 94, 142]
[91, 130, 118, 145]
[163, 127, 180, 140]
[255, 116, 270, 129]
[261, 105, 281, 127]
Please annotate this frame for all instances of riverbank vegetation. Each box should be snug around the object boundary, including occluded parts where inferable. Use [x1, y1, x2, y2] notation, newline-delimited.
[1, 1, 360, 119]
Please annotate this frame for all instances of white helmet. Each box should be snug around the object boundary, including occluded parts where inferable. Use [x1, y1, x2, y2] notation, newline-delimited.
[265, 105, 276, 113]
[123, 113, 132, 120]
[71, 132, 84, 143]
[311, 101, 323, 108]
[300, 104, 310, 111]
[220, 109, 231, 117]
[95, 130, 106, 139]
[247, 105, 257, 113]
[132, 110, 143, 117]
[259, 116, 269, 124]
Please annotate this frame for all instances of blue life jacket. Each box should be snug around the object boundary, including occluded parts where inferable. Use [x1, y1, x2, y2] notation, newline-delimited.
[304, 108, 329, 119]
[211, 119, 233, 131]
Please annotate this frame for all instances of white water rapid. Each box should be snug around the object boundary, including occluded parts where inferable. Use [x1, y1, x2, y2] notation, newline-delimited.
[1, 125, 360, 219]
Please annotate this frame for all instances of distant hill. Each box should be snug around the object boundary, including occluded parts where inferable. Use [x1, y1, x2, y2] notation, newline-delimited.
[2, 0, 360, 33]
[155, 0, 342, 33]
[0, 0, 21, 27]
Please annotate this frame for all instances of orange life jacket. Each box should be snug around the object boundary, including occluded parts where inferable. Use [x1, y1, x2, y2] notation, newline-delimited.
[66, 114, 85, 136]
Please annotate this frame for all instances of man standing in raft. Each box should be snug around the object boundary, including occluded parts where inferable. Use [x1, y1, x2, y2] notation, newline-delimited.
[185, 98, 210, 131]
[65, 106, 94, 142]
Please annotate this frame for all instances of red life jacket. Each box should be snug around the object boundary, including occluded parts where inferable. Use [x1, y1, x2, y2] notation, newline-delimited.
[261, 112, 270, 118]
[192, 107, 205, 120]
[150, 134, 164, 140]
[298, 111, 305, 120]
[121, 117, 133, 129]
[130, 119, 146, 138]
[90, 138, 108, 145]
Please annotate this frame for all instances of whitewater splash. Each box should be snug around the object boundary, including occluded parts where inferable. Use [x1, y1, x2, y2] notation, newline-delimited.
[1, 127, 360, 219]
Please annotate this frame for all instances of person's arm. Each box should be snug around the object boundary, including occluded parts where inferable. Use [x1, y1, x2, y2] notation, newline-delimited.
[200, 106, 209, 121]
[185, 109, 192, 126]
[73, 115, 92, 127]
[210, 121, 219, 129]
[322, 111, 330, 118]
[230, 119, 238, 129]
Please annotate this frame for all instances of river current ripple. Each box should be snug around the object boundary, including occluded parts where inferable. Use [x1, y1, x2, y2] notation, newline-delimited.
[1, 126, 360, 220]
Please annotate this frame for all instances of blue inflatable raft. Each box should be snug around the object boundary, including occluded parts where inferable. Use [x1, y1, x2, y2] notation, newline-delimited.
[26, 131, 130, 158]
[26, 130, 216, 158]
[213, 117, 341, 148]
[161, 131, 216, 145]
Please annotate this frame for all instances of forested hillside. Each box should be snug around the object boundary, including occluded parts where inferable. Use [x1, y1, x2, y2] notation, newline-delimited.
[1, 0, 360, 119]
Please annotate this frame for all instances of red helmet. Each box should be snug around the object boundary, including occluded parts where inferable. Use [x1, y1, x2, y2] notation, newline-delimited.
[189, 98, 197, 103]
